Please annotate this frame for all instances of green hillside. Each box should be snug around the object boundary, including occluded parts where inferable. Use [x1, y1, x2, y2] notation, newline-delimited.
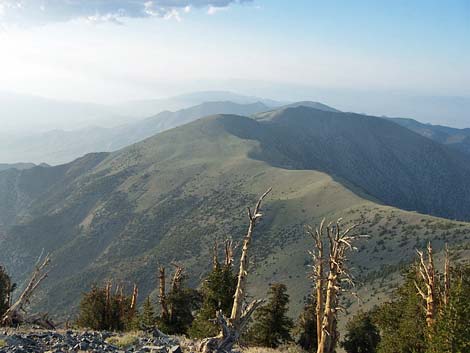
[0, 108, 469, 319]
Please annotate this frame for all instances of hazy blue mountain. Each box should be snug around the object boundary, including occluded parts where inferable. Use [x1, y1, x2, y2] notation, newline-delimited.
[254, 101, 340, 119]
[389, 117, 470, 155]
[0, 91, 127, 134]
[0, 101, 271, 165]
[0, 106, 469, 318]
[281, 101, 340, 112]
[0, 163, 37, 172]
[115, 90, 284, 117]
[304, 89, 470, 128]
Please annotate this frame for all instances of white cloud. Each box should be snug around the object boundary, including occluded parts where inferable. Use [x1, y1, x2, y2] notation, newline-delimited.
[0, 0, 252, 25]
[207, 5, 228, 15]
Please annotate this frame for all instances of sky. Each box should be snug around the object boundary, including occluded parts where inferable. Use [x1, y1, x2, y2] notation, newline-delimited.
[0, 0, 469, 125]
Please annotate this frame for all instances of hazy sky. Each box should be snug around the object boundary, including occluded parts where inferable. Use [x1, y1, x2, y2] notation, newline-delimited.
[0, 0, 469, 104]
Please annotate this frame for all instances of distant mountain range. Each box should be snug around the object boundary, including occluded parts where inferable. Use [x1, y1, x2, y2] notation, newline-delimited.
[0, 90, 285, 135]
[0, 163, 37, 172]
[2, 89, 469, 166]
[389, 117, 470, 155]
[0, 105, 469, 318]
[0, 100, 339, 165]
[115, 90, 285, 118]
[0, 101, 273, 165]
[0, 91, 126, 134]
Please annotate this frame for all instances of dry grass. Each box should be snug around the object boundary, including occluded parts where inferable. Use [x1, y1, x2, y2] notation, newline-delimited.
[105, 334, 139, 348]
[241, 344, 307, 353]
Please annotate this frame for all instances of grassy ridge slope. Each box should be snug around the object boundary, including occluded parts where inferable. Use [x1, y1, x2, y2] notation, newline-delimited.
[0, 110, 468, 318]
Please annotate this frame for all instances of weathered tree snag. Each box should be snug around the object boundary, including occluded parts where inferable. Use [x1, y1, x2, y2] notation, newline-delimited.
[224, 239, 236, 268]
[443, 244, 450, 307]
[168, 263, 185, 321]
[171, 263, 184, 291]
[159, 265, 169, 321]
[308, 219, 365, 353]
[130, 283, 138, 312]
[415, 242, 437, 329]
[2, 254, 54, 328]
[230, 188, 271, 323]
[213, 239, 220, 270]
[307, 219, 325, 344]
[200, 299, 265, 353]
[199, 188, 272, 353]
[105, 281, 112, 314]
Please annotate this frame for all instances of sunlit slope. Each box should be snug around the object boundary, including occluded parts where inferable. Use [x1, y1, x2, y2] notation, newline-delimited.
[0, 111, 468, 317]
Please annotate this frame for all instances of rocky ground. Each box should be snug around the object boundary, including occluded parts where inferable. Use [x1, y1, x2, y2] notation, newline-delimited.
[0, 329, 185, 353]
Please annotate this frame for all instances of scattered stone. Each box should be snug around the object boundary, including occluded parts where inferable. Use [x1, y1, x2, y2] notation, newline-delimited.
[0, 330, 182, 353]
[169, 345, 182, 353]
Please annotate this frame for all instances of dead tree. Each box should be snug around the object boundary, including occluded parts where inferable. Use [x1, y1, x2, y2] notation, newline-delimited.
[415, 242, 437, 328]
[308, 219, 366, 353]
[213, 237, 236, 269]
[130, 283, 139, 312]
[443, 244, 450, 307]
[159, 265, 169, 321]
[213, 239, 220, 270]
[224, 238, 237, 267]
[306, 219, 325, 345]
[2, 254, 54, 329]
[168, 262, 185, 322]
[199, 188, 272, 353]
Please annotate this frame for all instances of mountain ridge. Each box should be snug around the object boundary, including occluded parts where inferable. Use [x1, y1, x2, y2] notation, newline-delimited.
[0, 106, 469, 319]
[388, 116, 470, 155]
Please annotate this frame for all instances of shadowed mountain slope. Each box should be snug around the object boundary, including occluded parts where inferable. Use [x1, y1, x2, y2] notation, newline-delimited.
[0, 107, 469, 318]
[389, 117, 470, 155]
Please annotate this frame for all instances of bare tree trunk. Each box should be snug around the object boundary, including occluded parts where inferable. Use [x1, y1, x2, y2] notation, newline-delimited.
[230, 188, 271, 324]
[224, 239, 235, 268]
[307, 220, 325, 346]
[443, 244, 450, 307]
[199, 188, 271, 353]
[308, 220, 364, 353]
[130, 283, 138, 312]
[6, 281, 12, 308]
[105, 281, 112, 313]
[2, 255, 54, 328]
[213, 239, 220, 270]
[168, 263, 185, 321]
[159, 266, 169, 320]
[171, 263, 184, 292]
[415, 242, 437, 328]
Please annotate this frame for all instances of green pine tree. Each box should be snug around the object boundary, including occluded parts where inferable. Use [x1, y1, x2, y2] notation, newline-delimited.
[189, 264, 237, 338]
[295, 295, 317, 352]
[373, 269, 427, 353]
[0, 265, 15, 317]
[77, 284, 136, 331]
[157, 284, 201, 335]
[140, 296, 156, 330]
[341, 311, 380, 353]
[426, 264, 470, 353]
[77, 285, 108, 330]
[248, 283, 294, 348]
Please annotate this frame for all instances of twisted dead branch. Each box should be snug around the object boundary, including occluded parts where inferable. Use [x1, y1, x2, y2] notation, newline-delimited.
[199, 188, 272, 353]
[308, 219, 367, 353]
[2, 254, 54, 328]
[414, 242, 437, 328]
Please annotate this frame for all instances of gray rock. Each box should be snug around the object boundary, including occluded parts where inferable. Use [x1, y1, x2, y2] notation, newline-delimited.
[169, 345, 182, 353]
